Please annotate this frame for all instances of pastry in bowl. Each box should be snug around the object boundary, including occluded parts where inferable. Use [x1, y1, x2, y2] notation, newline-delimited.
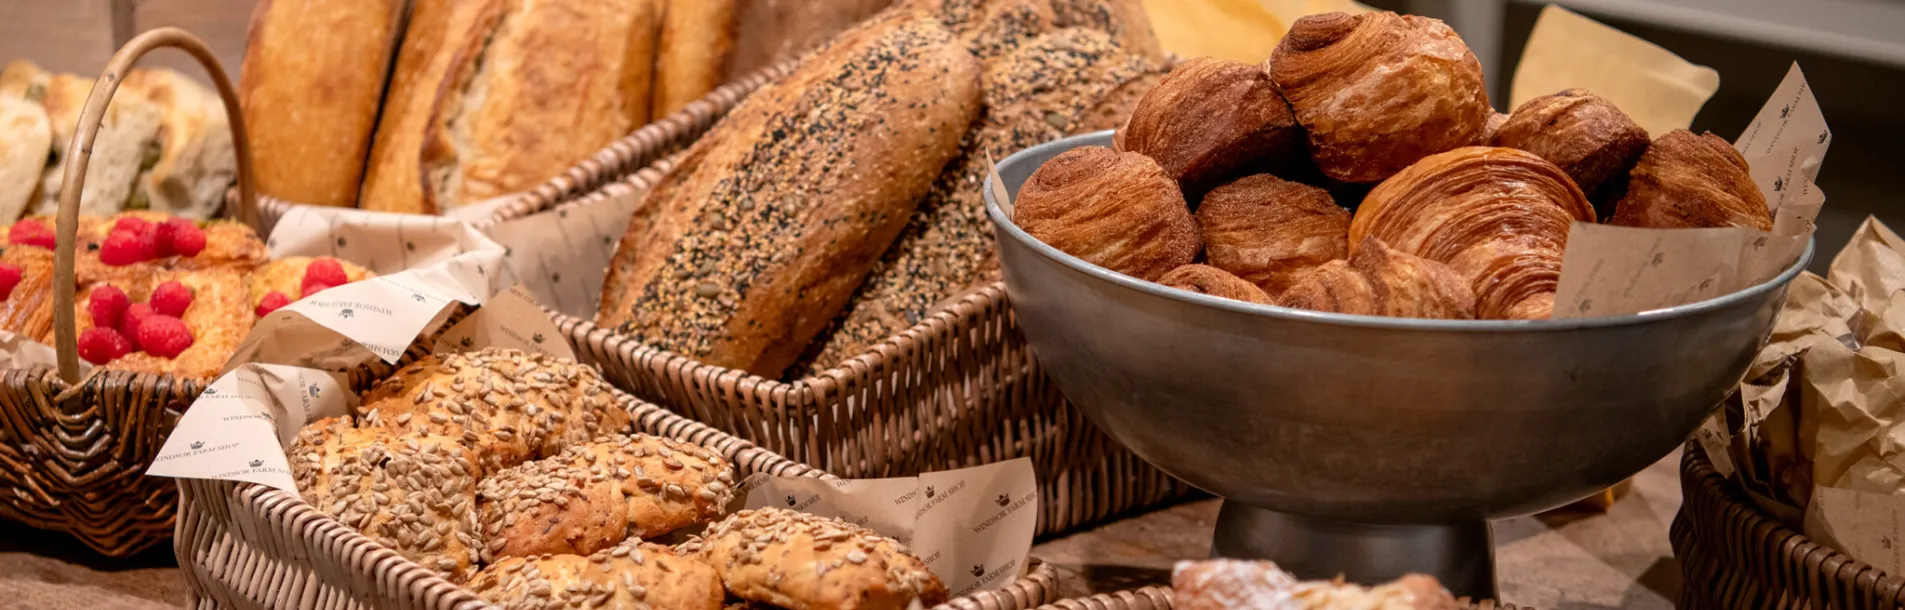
[1012, 145, 1199, 282]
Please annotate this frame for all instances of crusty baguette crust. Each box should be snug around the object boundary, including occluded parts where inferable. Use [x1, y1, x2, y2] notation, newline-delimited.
[238, 0, 402, 207]
[652, 0, 739, 119]
[419, 0, 649, 214]
[34, 73, 164, 217]
[0, 96, 49, 220]
[359, 0, 501, 214]
[604, 13, 983, 377]
[122, 68, 236, 220]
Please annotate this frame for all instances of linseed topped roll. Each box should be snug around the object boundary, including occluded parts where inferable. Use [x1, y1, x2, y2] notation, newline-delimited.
[475, 434, 736, 561]
[291, 417, 485, 582]
[681, 507, 948, 610]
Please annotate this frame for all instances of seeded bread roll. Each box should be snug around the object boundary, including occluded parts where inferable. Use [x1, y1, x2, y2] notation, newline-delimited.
[798, 27, 1149, 374]
[292, 417, 484, 582]
[476, 434, 736, 561]
[469, 540, 724, 610]
[681, 507, 948, 610]
[359, 347, 634, 475]
[598, 14, 982, 378]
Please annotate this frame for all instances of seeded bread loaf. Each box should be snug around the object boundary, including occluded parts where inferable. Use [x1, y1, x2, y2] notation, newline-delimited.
[801, 27, 1150, 373]
[292, 417, 485, 582]
[475, 434, 735, 561]
[962, 0, 1057, 60]
[680, 507, 948, 610]
[598, 14, 982, 377]
[239, 0, 403, 207]
[1049, 0, 1165, 63]
[469, 540, 725, 610]
[359, 348, 635, 475]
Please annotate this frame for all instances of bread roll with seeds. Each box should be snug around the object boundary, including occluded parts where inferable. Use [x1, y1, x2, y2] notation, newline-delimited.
[469, 540, 724, 610]
[681, 507, 948, 610]
[598, 14, 982, 377]
[476, 434, 736, 561]
[359, 347, 633, 475]
[291, 417, 484, 582]
[797, 27, 1151, 374]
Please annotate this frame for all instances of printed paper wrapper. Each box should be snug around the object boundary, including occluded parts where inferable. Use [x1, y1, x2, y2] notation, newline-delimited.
[148, 284, 570, 493]
[737, 458, 1038, 596]
[1703, 216, 1905, 577]
[484, 195, 640, 318]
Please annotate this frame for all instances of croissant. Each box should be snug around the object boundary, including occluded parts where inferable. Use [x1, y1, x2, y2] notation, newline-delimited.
[1195, 174, 1348, 296]
[1492, 89, 1650, 217]
[1481, 111, 1510, 143]
[1014, 146, 1200, 281]
[1608, 129, 1772, 232]
[1350, 147, 1594, 320]
[1158, 264, 1274, 304]
[1120, 57, 1306, 195]
[1279, 237, 1476, 319]
[1268, 11, 1491, 184]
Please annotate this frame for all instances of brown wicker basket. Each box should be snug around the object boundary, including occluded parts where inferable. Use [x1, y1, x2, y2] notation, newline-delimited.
[175, 387, 1060, 610]
[1022, 586, 1527, 610]
[1672, 442, 1905, 608]
[0, 27, 265, 557]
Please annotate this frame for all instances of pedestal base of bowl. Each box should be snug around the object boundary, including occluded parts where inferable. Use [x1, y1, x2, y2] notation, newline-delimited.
[1211, 501, 1498, 600]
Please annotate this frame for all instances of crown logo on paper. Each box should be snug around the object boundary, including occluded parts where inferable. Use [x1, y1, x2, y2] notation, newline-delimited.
[248, 459, 264, 468]
[412, 294, 425, 302]
[1650, 252, 1665, 267]
[308, 385, 321, 397]
[785, 495, 798, 506]
[461, 337, 475, 348]
[532, 333, 545, 344]
[1884, 536, 1895, 550]
[189, 441, 204, 450]
[405, 241, 416, 252]
[1780, 105, 1792, 119]
[339, 308, 355, 319]
[336, 237, 348, 248]
[970, 565, 985, 577]
[1774, 177, 1786, 192]
[1819, 131, 1830, 144]
[925, 486, 935, 498]
[995, 494, 1010, 507]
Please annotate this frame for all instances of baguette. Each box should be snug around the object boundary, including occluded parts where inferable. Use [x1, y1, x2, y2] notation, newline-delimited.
[357, 0, 501, 214]
[418, 0, 657, 214]
[238, 0, 404, 207]
[652, 0, 740, 119]
[600, 13, 983, 377]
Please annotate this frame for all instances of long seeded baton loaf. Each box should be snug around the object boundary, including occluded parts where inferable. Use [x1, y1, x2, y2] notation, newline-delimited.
[800, 27, 1151, 374]
[598, 13, 983, 378]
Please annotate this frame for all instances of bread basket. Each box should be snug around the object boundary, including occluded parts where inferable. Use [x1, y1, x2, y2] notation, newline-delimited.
[1672, 442, 1905, 608]
[1022, 586, 1527, 610]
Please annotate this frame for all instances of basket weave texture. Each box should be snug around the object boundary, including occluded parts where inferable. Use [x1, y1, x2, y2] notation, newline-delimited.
[1022, 586, 1526, 610]
[1673, 443, 1905, 608]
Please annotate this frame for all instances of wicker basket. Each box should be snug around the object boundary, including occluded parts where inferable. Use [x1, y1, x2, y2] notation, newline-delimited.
[1023, 586, 1527, 610]
[1672, 442, 1905, 608]
[0, 28, 266, 557]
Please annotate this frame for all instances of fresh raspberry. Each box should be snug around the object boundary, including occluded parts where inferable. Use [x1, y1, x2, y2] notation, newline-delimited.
[77, 327, 134, 365]
[301, 257, 350, 298]
[255, 291, 291, 317]
[135, 314, 194, 358]
[0, 263, 21, 301]
[150, 281, 194, 317]
[87, 285, 130, 329]
[157, 218, 207, 258]
[8, 219, 55, 249]
[100, 228, 158, 266]
[119, 303, 154, 351]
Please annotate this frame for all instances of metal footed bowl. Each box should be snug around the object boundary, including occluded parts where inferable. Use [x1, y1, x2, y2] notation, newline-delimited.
[984, 132, 1811, 598]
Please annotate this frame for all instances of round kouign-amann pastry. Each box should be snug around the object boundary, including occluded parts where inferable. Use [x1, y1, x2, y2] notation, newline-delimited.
[290, 417, 484, 582]
[476, 434, 736, 561]
[680, 507, 948, 610]
[358, 347, 634, 475]
[1481, 111, 1510, 143]
[1172, 559, 1461, 610]
[1492, 88, 1650, 216]
[1268, 11, 1491, 184]
[1350, 147, 1595, 320]
[1194, 174, 1348, 296]
[1013, 146, 1200, 282]
[1120, 57, 1306, 196]
[467, 540, 724, 610]
[1608, 129, 1772, 232]
[1157, 264, 1274, 304]
[1278, 237, 1477, 320]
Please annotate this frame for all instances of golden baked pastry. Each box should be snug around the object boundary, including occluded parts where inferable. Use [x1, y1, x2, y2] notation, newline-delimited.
[1351, 147, 1594, 320]
[1173, 559, 1459, 610]
[1492, 89, 1650, 215]
[681, 507, 948, 610]
[1120, 57, 1305, 194]
[1481, 111, 1510, 143]
[248, 255, 375, 309]
[1194, 174, 1348, 296]
[1158, 264, 1273, 304]
[1268, 12, 1491, 183]
[86, 265, 254, 379]
[476, 434, 735, 561]
[468, 540, 724, 610]
[1279, 237, 1477, 319]
[359, 347, 634, 475]
[291, 417, 484, 582]
[1013, 146, 1199, 281]
[1608, 129, 1772, 232]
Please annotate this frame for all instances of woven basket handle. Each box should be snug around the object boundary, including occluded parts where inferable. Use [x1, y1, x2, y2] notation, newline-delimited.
[52, 27, 257, 383]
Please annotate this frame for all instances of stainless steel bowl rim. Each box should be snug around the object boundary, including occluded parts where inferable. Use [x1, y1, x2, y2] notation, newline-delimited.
[983, 131, 1816, 334]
